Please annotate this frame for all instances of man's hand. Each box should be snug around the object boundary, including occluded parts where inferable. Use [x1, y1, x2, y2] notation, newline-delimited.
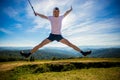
[34, 12, 37, 16]
[70, 6, 73, 11]
[34, 12, 38, 16]
[64, 6, 73, 17]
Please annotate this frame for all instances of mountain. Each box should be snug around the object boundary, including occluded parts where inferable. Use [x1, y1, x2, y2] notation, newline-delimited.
[90, 48, 120, 58]
[0, 47, 120, 61]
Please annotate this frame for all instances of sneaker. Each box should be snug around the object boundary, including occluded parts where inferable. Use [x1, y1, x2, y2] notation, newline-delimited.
[81, 50, 91, 56]
[20, 51, 31, 58]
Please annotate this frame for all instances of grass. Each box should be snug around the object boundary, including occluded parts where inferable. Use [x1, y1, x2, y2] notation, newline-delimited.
[16, 67, 120, 80]
[0, 58, 120, 71]
[0, 58, 120, 80]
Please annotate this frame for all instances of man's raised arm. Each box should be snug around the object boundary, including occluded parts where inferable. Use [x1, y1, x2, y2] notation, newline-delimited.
[35, 12, 48, 19]
[64, 6, 72, 17]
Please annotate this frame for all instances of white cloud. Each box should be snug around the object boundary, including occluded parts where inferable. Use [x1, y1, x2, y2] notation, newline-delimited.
[15, 24, 22, 29]
[66, 32, 120, 46]
[26, 17, 50, 32]
[3, 6, 26, 22]
[62, 16, 120, 46]
[0, 28, 13, 34]
[4, 7, 18, 18]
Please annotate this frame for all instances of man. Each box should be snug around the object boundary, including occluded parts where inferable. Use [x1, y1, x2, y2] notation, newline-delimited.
[20, 6, 91, 58]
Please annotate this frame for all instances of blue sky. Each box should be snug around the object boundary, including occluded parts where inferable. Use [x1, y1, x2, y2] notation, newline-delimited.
[0, 0, 120, 47]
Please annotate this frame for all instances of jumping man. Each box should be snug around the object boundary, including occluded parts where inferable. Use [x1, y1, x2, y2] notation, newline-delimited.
[20, 6, 91, 58]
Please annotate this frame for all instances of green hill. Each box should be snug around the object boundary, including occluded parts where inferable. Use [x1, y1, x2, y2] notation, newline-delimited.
[0, 58, 120, 80]
[0, 48, 120, 62]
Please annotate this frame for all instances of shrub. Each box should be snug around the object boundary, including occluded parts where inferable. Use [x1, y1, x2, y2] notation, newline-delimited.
[62, 64, 76, 71]
[51, 57, 57, 60]
[33, 64, 50, 73]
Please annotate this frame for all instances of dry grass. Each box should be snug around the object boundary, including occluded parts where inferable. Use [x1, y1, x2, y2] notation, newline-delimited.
[18, 67, 120, 80]
[0, 58, 120, 71]
[0, 58, 120, 80]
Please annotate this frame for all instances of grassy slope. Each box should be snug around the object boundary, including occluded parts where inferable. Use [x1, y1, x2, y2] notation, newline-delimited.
[0, 58, 120, 71]
[0, 58, 120, 80]
[19, 67, 120, 80]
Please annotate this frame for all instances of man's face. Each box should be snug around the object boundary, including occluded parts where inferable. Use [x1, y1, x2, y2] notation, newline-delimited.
[53, 10, 59, 17]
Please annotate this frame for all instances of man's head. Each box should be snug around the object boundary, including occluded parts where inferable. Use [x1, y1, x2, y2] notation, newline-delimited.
[53, 7, 59, 17]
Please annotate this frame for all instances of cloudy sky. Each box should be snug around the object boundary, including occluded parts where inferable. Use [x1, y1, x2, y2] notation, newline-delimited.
[0, 0, 120, 47]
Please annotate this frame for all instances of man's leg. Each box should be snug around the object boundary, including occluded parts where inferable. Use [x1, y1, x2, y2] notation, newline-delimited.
[60, 38, 91, 56]
[60, 38, 82, 52]
[30, 39, 52, 53]
[20, 39, 52, 58]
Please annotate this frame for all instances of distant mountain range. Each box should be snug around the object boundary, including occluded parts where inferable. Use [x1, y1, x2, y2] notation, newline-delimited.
[0, 46, 120, 61]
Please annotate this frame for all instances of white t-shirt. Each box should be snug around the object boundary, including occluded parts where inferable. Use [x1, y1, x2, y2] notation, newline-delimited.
[48, 16, 64, 34]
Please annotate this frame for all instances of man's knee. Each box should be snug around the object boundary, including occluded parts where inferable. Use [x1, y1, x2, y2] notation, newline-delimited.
[60, 39, 71, 45]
